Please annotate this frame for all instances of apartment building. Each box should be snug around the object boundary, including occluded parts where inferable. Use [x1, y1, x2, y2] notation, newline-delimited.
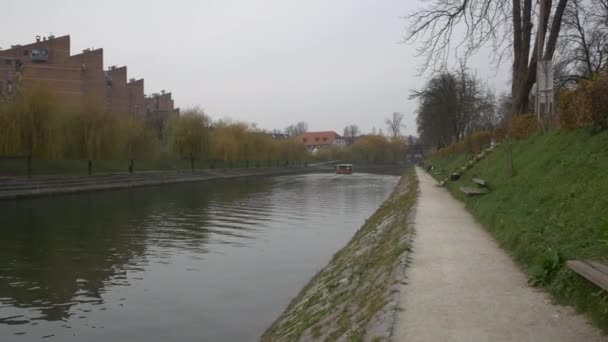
[146, 90, 179, 139]
[0, 35, 175, 119]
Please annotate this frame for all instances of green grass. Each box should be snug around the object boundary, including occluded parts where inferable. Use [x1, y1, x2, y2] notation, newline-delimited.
[0, 159, 305, 176]
[427, 129, 608, 332]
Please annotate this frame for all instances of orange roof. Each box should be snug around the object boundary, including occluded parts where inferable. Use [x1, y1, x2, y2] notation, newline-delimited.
[300, 131, 341, 147]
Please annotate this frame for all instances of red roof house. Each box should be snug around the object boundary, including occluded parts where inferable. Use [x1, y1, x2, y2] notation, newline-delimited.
[299, 131, 346, 151]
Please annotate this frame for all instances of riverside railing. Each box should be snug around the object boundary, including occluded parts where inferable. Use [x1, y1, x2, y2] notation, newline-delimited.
[0, 157, 309, 177]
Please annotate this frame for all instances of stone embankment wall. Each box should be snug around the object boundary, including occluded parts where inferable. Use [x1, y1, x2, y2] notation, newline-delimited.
[0, 167, 310, 200]
[262, 168, 418, 341]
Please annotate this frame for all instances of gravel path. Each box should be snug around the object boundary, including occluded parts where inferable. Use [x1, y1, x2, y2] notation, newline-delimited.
[394, 168, 606, 342]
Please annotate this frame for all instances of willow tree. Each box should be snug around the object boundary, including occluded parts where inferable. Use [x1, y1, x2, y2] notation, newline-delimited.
[405, 0, 569, 115]
[168, 109, 210, 160]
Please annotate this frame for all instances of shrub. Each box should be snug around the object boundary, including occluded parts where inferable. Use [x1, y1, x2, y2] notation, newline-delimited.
[558, 72, 608, 130]
[432, 130, 492, 158]
[509, 113, 537, 139]
[587, 74, 608, 129]
[468, 131, 492, 153]
[493, 127, 507, 142]
[435, 140, 466, 158]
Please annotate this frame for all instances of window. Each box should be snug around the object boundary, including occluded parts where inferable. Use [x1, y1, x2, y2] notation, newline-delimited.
[23, 50, 29, 56]
[31, 49, 48, 62]
[7, 82, 13, 95]
[0, 81, 3, 95]
[315, 137, 320, 142]
[303, 138, 307, 143]
[322, 137, 328, 142]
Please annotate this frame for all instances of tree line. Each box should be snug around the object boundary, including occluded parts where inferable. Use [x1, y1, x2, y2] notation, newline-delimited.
[0, 87, 308, 163]
[406, 0, 608, 150]
[0, 86, 410, 166]
[315, 113, 409, 164]
[412, 66, 498, 150]
[315, 134, 408, 164]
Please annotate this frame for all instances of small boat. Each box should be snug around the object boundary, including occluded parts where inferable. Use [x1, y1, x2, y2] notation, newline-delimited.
[335, 164, 353, 174]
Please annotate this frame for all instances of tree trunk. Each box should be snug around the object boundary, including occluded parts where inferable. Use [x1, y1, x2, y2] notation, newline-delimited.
[511, 0, 569, 115]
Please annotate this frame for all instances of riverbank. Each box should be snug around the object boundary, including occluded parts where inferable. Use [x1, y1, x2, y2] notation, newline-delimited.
[395, 168, 604, 341]
[426, 129, 608, 333]
[262, 168, 417, 341]
[0, 167, 311, 200]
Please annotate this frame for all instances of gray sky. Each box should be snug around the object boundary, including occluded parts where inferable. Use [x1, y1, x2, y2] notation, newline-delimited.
[1, 0, 509, 136]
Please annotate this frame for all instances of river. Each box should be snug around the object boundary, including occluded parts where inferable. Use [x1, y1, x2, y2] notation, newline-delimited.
[0, 173, 399, 341]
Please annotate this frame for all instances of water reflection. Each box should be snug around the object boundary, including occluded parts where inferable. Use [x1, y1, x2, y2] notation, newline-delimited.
[0, 179, 273, 323]
[0, 173, 398, 341]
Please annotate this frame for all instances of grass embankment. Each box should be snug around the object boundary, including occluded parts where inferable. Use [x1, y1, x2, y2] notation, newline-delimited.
[263, 169, 418, 341]
[427, 129, 608, 332]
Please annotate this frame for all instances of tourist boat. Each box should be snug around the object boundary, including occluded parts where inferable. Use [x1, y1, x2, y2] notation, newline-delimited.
[335, 164, 353, 175]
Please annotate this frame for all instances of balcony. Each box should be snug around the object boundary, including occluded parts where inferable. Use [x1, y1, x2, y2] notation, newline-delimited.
[31, 49, 49, 62]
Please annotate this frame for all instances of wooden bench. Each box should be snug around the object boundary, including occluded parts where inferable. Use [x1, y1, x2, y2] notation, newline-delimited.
[459, 187, 488, 196]
[472, 178, 491, 190]
[567, 260, 608, 291]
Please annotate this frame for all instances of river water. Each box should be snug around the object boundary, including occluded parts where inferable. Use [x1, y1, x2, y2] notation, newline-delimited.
[0, 173, 399, 341]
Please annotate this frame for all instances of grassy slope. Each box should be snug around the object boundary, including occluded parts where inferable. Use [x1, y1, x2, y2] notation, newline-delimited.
[427, 129, 608, 332]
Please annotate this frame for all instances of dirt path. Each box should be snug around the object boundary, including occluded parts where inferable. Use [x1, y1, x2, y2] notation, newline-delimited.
[394, 168, 605, 342]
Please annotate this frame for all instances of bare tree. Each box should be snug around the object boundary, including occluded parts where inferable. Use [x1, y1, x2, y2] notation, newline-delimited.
[412, 68, 496, 149]
[284, 121, 308, 137]
[592, 0, 608, 27]
[348, 124, 360, 138]
[555, 0, 608, 85]
[412, 73, 458, 149]
[342, 124, 360, 144]
[405, 0, 569, 115]
[385, 112, 405, 139]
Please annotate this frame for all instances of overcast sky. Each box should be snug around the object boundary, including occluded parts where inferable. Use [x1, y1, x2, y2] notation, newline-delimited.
[1, 0, 509, 136]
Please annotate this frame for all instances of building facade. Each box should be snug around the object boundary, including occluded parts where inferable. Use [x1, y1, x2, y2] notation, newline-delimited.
[299, 131, 346, 153]
[0, 35, 174, 119]
[127, 78, 145, 117]
[146, 91, 179, 140]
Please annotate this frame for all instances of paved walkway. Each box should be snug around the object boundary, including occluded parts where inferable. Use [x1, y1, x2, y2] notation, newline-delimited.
[394, 168, 606, 342]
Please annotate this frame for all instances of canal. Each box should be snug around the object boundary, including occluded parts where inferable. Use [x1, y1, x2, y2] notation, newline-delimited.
[0, 173, 399, 341]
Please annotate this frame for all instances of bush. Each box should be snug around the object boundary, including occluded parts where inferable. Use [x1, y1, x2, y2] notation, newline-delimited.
[468, 131, 492, 153]
[493, 127, 507, 142]
[558, 72, 608, 130]
[509, 113, 537, 139]
[434, 141, 465, 158]
[433, 131, 492, 158]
